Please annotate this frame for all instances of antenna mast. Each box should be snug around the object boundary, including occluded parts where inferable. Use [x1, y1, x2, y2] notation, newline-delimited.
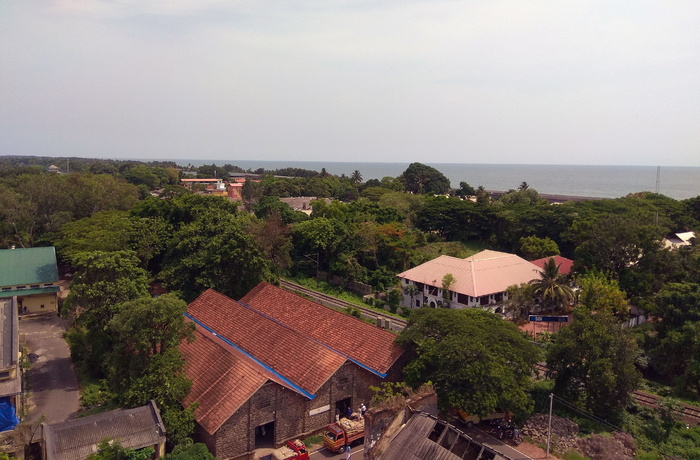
[654, 166, 660, 226]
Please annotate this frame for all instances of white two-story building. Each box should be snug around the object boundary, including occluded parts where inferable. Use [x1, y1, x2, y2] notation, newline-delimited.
[397, 250, 542, 312]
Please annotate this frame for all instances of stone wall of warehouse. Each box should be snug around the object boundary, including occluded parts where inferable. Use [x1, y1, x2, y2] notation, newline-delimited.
[201, 361, 402, 459]
[213, 400, 251, 459]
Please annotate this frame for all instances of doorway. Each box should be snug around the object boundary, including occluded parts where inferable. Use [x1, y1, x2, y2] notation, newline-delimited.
[254, 421, 275, 448]
[335, 398, 352, 420]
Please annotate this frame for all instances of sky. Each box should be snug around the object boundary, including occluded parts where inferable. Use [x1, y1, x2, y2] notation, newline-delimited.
[1, 1, 699, 166]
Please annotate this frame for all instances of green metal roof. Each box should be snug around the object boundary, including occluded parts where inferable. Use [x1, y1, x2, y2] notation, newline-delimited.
[0, 247, 59, 287]
[0, 286, 60, 298]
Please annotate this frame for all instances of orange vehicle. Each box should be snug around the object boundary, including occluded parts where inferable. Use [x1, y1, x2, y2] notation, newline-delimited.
[323, 417, 365, 453]
[263, 439, 309, 460]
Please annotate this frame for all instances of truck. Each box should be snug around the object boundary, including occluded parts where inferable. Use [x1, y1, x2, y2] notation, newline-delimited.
[457, 409, 508, 428]
[323, 416, 365, 453]
[260, 439, 309, 460]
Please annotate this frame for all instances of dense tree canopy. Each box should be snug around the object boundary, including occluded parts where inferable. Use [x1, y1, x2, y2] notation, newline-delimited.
[547, 310, 641, 417]
[397, 308, 540, 415]
[399, 162, 451, 195]
[161, 209, 272, 301]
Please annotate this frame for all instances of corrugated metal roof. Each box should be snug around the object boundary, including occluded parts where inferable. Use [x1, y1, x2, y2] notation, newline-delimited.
[379, 412, 509, 460]
[0, 286, 60, 298]
[43, 401, 166, 460]
[397, 250, 542, 298]
[0, 247, 59, 287]
[0, 297, 20, 397]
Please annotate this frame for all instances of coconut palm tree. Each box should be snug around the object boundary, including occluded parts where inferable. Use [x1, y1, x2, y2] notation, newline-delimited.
[351, 170, 363, 185]
[530, 258, 574, 314]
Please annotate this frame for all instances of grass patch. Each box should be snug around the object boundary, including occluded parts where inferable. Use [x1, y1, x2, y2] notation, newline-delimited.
[302, 435, 324, 447]
[415, 240, 487, 260]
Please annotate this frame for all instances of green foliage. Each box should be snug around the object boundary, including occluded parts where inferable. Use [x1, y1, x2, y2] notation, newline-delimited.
[398, 308, 540, 415]
[65, 250, 149, 316]
[547, 310, 641, 417]
[107, 295, 194, 392]
[441, 273, 455, 303]
[161, 209, 272, 301]
[369, 381, 410, 406]
[646, 282, 700, 393]
[163, 443, 215, 460]
[415, 196, 491, 241]
[86, 440, 154, 460]
[387, 288, 402, 307]
[530, 258, 574, 313]
[520, 236, 560, 260]
[399, 163, 451, 195]
[577, 272, 629, 318]
[503, 283, 537, 323]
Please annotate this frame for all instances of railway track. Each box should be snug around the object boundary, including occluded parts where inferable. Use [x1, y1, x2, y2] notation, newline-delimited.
[534, 362, 700, 425]
[279, 279, 407, 332]
[631, 390, 700, 424]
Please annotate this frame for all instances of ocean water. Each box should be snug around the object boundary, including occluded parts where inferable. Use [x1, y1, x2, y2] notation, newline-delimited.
[181, 160, 700, 200]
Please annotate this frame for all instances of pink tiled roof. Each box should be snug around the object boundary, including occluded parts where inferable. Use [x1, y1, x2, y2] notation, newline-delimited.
[186, 290, 346, 397]
[240, 282, 404, 375]
[397, 250, 542, 298]
[530, 256, 574, 275]
[181, 323, 299, 435]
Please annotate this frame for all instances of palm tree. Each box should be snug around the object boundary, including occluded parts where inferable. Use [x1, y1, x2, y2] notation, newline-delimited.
[351, 170, 363, 185]
[530, 258, 574, 314]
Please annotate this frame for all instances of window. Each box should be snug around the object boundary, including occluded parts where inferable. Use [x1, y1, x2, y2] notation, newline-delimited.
[457, 293, 469, 304]
[44, 283, 53, 287]
[16, 286, 26, 290]
[404, 279, 409, 284]
[0, 370, 10, 380]
[30, 284, 40, 289]
[40, 305, 45, 309]
[415, 299, 420, 307]
[1, 288, 10, 292]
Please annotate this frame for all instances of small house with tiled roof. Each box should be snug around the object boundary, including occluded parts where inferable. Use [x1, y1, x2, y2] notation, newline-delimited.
[182, 285, 405, 459]
[530, 255, 574, 276]
[0, 247, 60, 314]
[397, 250, 541, 311]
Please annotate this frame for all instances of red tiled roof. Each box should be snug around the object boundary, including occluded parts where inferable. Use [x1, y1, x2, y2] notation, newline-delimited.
[239, 282, 404, 376]
[186, 290, 346, 396]
[181, 323, 299, 435]
[530, 256, 574, 275]
[397, 250, 542, 298]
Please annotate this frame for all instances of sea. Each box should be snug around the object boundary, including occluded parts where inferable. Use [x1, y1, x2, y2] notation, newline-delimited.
[174, 160, 700, 201]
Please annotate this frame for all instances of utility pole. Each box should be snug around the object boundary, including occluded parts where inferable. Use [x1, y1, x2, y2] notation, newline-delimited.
[546, 393, 553, 459]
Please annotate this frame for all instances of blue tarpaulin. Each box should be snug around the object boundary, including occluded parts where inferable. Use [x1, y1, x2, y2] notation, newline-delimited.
[0, 397, 19, 432]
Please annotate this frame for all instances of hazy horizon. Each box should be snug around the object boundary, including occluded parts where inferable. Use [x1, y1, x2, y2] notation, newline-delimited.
[2, 2, 699, 167]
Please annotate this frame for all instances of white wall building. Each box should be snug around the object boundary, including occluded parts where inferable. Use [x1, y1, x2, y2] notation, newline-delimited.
[397, 250, 542, 311]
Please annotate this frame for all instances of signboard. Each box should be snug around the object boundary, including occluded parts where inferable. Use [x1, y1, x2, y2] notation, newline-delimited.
[309, 405, 330, 417]
[529, 315, 569, 323]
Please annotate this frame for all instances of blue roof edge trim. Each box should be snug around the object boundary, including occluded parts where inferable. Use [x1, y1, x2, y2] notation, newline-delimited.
[237, 300, 388, 379]
[184, 313, 316, 401]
